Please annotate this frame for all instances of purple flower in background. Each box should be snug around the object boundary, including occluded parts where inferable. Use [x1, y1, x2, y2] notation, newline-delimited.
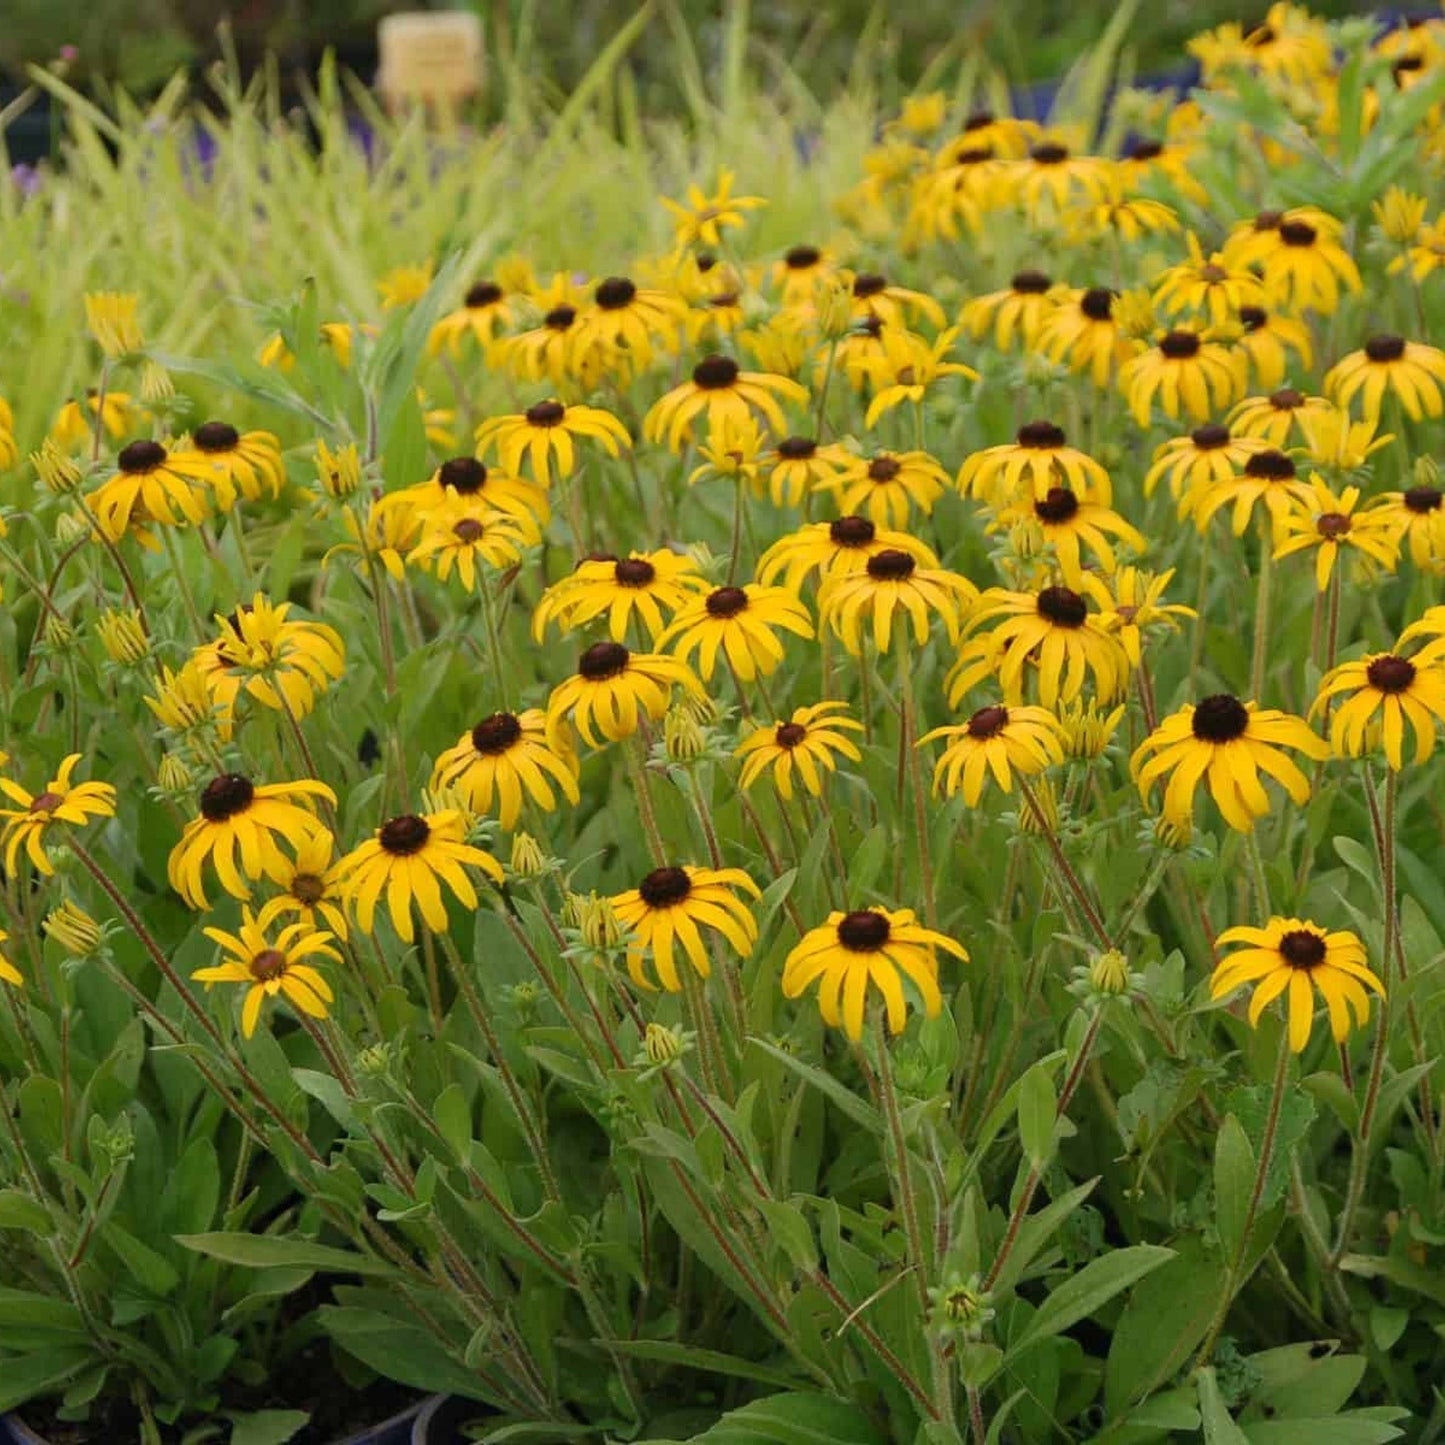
[10, 164, 41, 198]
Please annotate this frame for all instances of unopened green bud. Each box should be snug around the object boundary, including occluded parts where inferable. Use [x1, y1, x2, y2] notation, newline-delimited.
[1090, 948, 1131, 996]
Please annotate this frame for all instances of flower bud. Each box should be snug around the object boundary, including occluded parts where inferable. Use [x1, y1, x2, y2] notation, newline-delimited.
[1374, 185, 1427, 243]
[1056, 700, 1125, 760]
[566, 891, 624, 951]
[96, 608, 149, 665]
[315, 437, 361, 499]
[1007, 516, 1047, 562]
[1016, 776, 1059, 835]
[817, 279, 855, 340]
[1413, 454, 1440, 491]
[32, 439, 83, 496]
[664, 705, 706, 763]
[54, 510, 90, 546]
[156, 753, 193, 793]
[928, 1275, 995, 1341]
[642, 1022, 687, 1067]
[1153, 813, 1193, 852]
[509, 831, 547, 879]
[84, 292, 143, 358]
[1089, 948, 1131, 996]
[44, 901, 103, 957]
[139, 360, 174, 403]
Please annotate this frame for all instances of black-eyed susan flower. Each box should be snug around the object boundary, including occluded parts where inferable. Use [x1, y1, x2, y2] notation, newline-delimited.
[194, 908, 340, 1038]
[1014, 137, 1110, 215]
[643, 356, 808, 452]
[1182, 448, 1314, 538]
[1326, 335, 1445, 422]
[1080, 567, 1195, 667]
[1374, 185, 1429, 244]
[1131, 695, 1328, 833]
[324, 498, 418, 582]
[1229, 389, 1334, 448]
[501, 299, 585, 386]
[1296, 406, 1393, 474]
[948, 584, 1129, 709]
[1119, 325, 1247, 427]
[52, 389, 142, 450]
[171, 423, 284, 511]
[146, 656, 225, 737]
[405, 500, 530, 592]
[1191, 5, 1333, 87]
[1312, 652, 1445, 769]
[1035, 287, 1141, 388]
[335, 810, 503, 944]
[1273, 475, 1401, 590]
[0, 754, 116, 877]
[771, 244, 836, 309]
[756, 515, 937, 593]
[919, 703, 1064, 805]
[658, 584, 813, 681]
[169, 773, 335, 909]
[1144, 423, 1265, 500]
[1235, 306, 1314, 392]
[959, 421, 1111, 505]
[0, 931, 19, 988]
[431, 709, 581, 828]
[257, 828, 350, 940]
[909, 145, 1007, 243]
[1389, 216, 1445, 282]
[428, 278, 517, 356]
[1064, 173, 1181, 244]
[990, 485, 1145, 586]
[847, 270, 946, 330]
[686, 412, 768, 492]
[402, 456, 550, 532]
[476, 399, 631, 487]
[1396, 605, 1445, 663]
[1115, 135, 1206, 203]
[660, 170, 765, 247]
[815, 449, 951, 528]
[1366, 482, 1445, 567]
[863, 327, 978, 426]
[570, 275, 686, 378]
[533, 549, 709, 642]
[782, 906, 967, 1039]
[1152, 234, 1266, 327]
[760, 436, 853, 508]
[959, 269, 1061, 351]
[86, 439, 210, 543]
[376, 261, 434, 309]
[546, 641, 704, 749]
[213, 595, 346, 719]
[817, 548, 975, 654]
[1259, 215, 1362, 314]
[610, 864, 760, 993]
[1211, 918, 1382, 1053]
[735, 702, 863, 798]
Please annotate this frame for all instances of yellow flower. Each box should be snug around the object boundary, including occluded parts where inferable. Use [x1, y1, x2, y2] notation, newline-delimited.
[610, 864, 760, 993]
[1035, 287, 1143, 388]
[757, 515, 937, 593]
[1325, 335, 1445, 423]
[533, 549, 709, 643]
[1374, 186, 1428, 243]
[546, 642, 704, 749]
[85, 440, 210, 543]
[1273, 474, 1401, 590]
[1296, 405, 1394, 473]
[658, 584, 813, 681]
[1152, 234, 1266, 327]
[500, 282, 590, 387]
[758, 435, 853, 508]
[145, 658, 222, 735]
[1119, 325, 1247, 428]
[1312, 652, 1445, 769]
[645, 356, 807, 453]
[1131, 695, 1328, 833]
[894, 91, 948, 137]
[659, 170, 766, 248]
[431, 709, 580, 828]
[818, 548, 974, 655]
[770, 244, 837, 309]
[314, 438, 362, 500]
[1079, 567, 1195, 666]
[256, 828, 350, 939]
[989, 485, 1145, 587]
[194, 907, 341, 1038]
[399, 456, 548, 532]
[1211, 918, 1381, 1053]
[847, 271, 946, 330]
[1182, 448, 1314, 539]
[569, 275, 686, 379]
[1012, 137, 1111, 217]
[95, 608, 149, 666]
[919, 703, 1064, 806]
[213, 594, 346, 720]
[735, 701, 863, 799]
[428, 278, 517, 355]
[334, 810, 503, 944]
[959, 421, 1111, 506]
[405, 499, 529, 592]
[51, 391, 141, 451]
[0, 930, 19, 988]
[863, 327, 978, 426]
[170, 423, 285, 512]
[1229, 389, 1334, 448]
[1364, 483, 1445, 568]
[1190, 5, 1333, 88]
[476, 400, 631, 486]
[1064, 176, 1181, 244]
[815, 448, 952, 527]
[1144, 423, 1264, 501]
[782, 906, 967, 1040]
[1056, 699, 1126, 759]
[1234, 307, 1314, 392]
[32, 437, 85, 495]
[85, 292, 144, 358]
[377, 261, 434, 309]
[0, 754, 117, 877]
[959, 269, 1061, 351]
[43, 900, 103, 957]
[324, 500, 418, 582]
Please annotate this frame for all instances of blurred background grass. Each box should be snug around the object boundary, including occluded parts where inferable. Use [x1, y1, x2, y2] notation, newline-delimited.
[1, 0, 1372, 100]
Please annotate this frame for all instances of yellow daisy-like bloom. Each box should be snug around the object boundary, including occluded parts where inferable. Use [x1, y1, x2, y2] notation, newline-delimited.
[1229, 389, 1334, 448]
[52, 390, 141, 449]
[256, 829, 350, 940]
[1190, 4, 1333, 88]
[660, 170, 765, 247]
[1152, 234, 1267, 327]
[170, 423, 285, 512]
[959, 269, 1061, 351]
[909, 142, 1008, 244]
[757, 515, 937, 594]
[569, 275, 686, 379]
[501, 299, 589, 387]
[1211, 918, 1382, 1053]
[1131, 694, 1328, 833]
[533, 549, 709, 643]
[168, 773, 335, 909]
[1035, 287, 1142, 388]
[919, 702, 1064, 806]
[1365, 482, 1445, 568]
[476, 399, 631, 487]
[324, 498, 419, 583]
[431, 709, 581, 828]
[1115, 135, 1207, 204]
[1144, 423, 1265, 500]
[1012, 137, 1111, 217]
[1374, 186, 1429, 243]
[1296, 406, 1393, 474]
[84, 291, 143, 357]
[334, 810, 503, 944]
[1057, 698, 1127, 759]
[735, 701, 863, 799]
[1119, 325, 1247, 427]
[658, 584, 813, 682]
[1312, 652, 1445, 770]
[610, 864, 760, 993]
[0, 930, 19, 988]
[817, 548, 975, 654]
[1234, 306, 1314, 392]
[847, 270, 947, 330]
[546, 641, 704, 749]
[258, 322, 374, 373]
[1325, 335, 1445, 423]
[1183, 448, 1314, 539]
[1260, 215, 1363, 314]
[1273, 474, 1401, 591]
[759, 436, 853, 508]
[377, 261, 434, 309]
[86, 439, 210, 543]
[1389, 216, 1445, 282]
[213, 594, 346, 720]
[405, 500, 529, 593]
[0, 754, 117, 877]
[943, 111, 1039, 160]
[990, 485, 1145, 587]
[771, 244, 837, 310]
[145, 656, 224, 736]
[948, 584, 1129, 710]
[863, 327, 978, 427]
[397, 456, 549, 533]
[643, 356, 808, 453]
[782, 906, 967, 1040]
[427, 278, 517, 356]
[1396, 604, 1445, 664]
[959, 421, 1111, 506]
[194, 907, 341, 1039]
[686, 412, 767, 492]
[1064, 177, 1181, 245]
[816, 449, 952, 528]
[1079, 567, 1195, 667]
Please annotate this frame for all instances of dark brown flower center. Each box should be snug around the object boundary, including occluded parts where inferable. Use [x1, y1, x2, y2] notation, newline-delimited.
[1029, 143, 1068, 164]
[1279, 220, 1317, 247]
[291, 873, 325, 905]
[967, 704, 1008, 738]
[858, 315, 885, 339]
[693, 355, 740, 389]
[465, 281, 503, 308]
[868, 456, 902, 482]
[578, 641, 630, 680]
[1017, 420, 1066, 449]
[29, 791, 63, 814]
[1316, 512, 1351, 539]
[1012, 269, 1052, 294]
[1034, 486, 1080, 523]
[379, 814, 430, 856]
[638, 866, 692, 907]
[1239, 307, 1268, 331]
[1191, 693, 1250, 742]
[1080, 287, 1115, 320]
[951, 145, 994, 165]
[193, 421, 240, 452]
[614, 557, 656, 587]
[1365, 335, 1406, 363]
[453, 518, 486, 543]
[544, 305, 576, 330]
[249, 948, 289, 982]
[709, 292, 739, 309]
[595, 276, 636, 309]
[852, 273, 888, 298]
[1192, 423, 1232, 449]
[964, 109, 995, 130]
[472, 711, 523, 753]
[696, 253, 718, 272]
[1246, 25, 1278, 47]
[865, 548, 916, 581]
[1244, 449, 1297, 480]
[1037, 586, 1087, 627]
[705, 586, 749, 618]
[1159, 330, 1202, 359]
[1404, 485, 1443, 513]
[439, 456, 487, 494]
[1254, 210, 1283, 231]
[1366, 654, 1416, 694]
[1125, 138, 1164, 161]
[830, 515, 876, 547]
[777, 436, 817, 460]
[1269, 388, 1305, 410]
[1200, 264, 1229, 284]
[1394, 55, 1426, 83]
[119, 439, 167, 473]
[525, 400, 566, 427]
[837, 909, 891, 950]
[775, 722, 808, 748]
[785, 245, 821, 269]
[199, 773, 255, 822]
[1278, 929, 1326, 968]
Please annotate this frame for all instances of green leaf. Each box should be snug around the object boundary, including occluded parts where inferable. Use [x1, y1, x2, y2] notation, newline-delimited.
[1017, 1061, 1058, 1168]
[102, 1222, 180, 1297]
[176, 1233, 392, 1277]
[957, 1342, 1004, 1389]
[659, 1390, 889, 1445]
[757, 1199, 818, 1273]
[434, 1083, 472, 1161]
[1301, 1072, 1359, 1133]
[0, 1189, 52, 1233]
[319, 1306, 493, 1400]
[1242, 1420, 1404, 1444]
[992, 1178, 1098, 1296]
[1214, 1115, 1255, 1259]
[1198, 1367, 1250, 1444]
[1009, 1245, 1173, 1357]
[0, 1345, 93, 1413]
[747, 1039, 882, 1134]
[161, 1137, 221, 1238]
[1339, 1253, 1445, 1307]
[227, 1409, 311, 1445]
[0, 1289, 85, 1334]
[597, 1339, 804, 1389]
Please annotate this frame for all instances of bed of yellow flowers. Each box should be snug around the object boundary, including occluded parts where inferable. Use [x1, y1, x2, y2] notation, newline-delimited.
[2, 5, 1445, 1442]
